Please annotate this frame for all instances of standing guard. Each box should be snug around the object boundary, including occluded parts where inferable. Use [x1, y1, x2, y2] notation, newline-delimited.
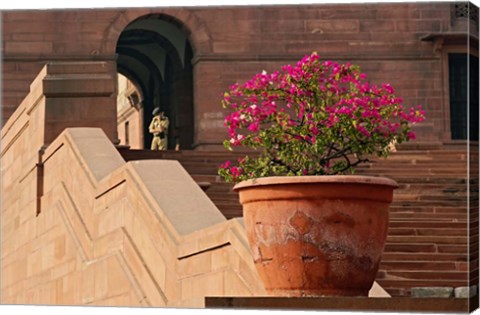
[149, 107, 169, 150]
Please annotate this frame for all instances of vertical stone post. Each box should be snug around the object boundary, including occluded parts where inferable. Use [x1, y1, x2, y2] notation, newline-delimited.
[0, 61, 119, 217]
[40, 61, 119, 145]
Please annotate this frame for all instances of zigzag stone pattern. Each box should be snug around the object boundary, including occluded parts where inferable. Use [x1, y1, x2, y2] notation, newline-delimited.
[0, 63, 269, 307]
[2, 124, 267, 306]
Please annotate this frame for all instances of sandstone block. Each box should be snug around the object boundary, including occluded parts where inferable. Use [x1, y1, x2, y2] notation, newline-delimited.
[123, 236, 167, 306]
[5, 42, 53, 54]
[305, 20, 359, 32]
[411, 287, 454, 298]
[164, 266, 180, 300]
[224, 269, 252, 296]
[178, 252, 212, 278]
[129, 218, 167, 288]
[106, 255, 132, 297]
[50, 259, 77, 280]
[454, 286, 478, 298]
[181, 271, 224, 300]
[211, 246, 232, 271]
[94, 259, 109, 300]
[81, 263, 96, 304]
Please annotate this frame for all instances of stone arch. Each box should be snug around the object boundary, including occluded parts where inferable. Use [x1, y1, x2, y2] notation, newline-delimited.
[112, 12, 200, 150]
[101, 8, 213, 57]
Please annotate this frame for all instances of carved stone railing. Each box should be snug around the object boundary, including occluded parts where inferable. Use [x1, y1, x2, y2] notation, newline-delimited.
[0, 62, 265, 307]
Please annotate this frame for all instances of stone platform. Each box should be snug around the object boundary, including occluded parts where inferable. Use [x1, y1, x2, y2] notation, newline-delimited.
[205, 296, 478, 313]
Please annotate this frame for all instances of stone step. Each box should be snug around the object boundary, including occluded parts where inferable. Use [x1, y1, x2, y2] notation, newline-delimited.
[222, 213, 243, 220]
[389, 213, 467, 220]
[358, 169, 469, 176]
[418, 195, 473, 202]
[361, 158, 471, 164]
[381, 252, 468, 262]
[376, 279, 469, 290]
[389, 221, 469, 229]
[375, 178, 472, 186]
[208, 206, 471, 220]
[391, 204, 468, 211]
[397, 182, 473, 190]
[389, 210, 469, 218]
[223, 213, 240, 219]
[436, 245, 474, 254]
[209, 190, 472, 200]
[120, 147, 473, 156]
[383, 243, 467, 253]
[210, 200, 242, 208]
[389, 206, 467, 215]
[386, 195, 466, 204]
[381, 287, 409, 297]
[208, 196, 470, 217]
[382, 270, 468, 281]
[191, 174, 223, 183]
[379, 149, 472, 156]
[120, 150, 474, 173]
[205, 187, 472, 199]
[187, 166, 471, 178]
[386, 236, 468, 245]
[395, 190, 470, 198]
[177, 159, 473, 169]
[212, 206, 471, 221]
[211, 203, 473, 218]
[192, 173, 473, 187]
[120, 154, 478, 175]
[379, 260, 466, 272]
[388, 228, 469, 236]
[389, 206, 468, 214]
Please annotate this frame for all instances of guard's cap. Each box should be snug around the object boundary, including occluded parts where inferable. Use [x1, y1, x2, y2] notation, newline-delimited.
[152, 107, 161, 116]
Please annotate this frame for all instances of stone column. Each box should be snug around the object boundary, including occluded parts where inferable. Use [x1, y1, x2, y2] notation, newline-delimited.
[40, 61, 119, 145]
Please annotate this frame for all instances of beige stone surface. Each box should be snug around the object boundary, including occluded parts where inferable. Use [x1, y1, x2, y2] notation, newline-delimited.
[130, 159, 226, 235]
[116, 76, 143, 149]
[369, 281, 391, 298]
[1, 124, 266, 307]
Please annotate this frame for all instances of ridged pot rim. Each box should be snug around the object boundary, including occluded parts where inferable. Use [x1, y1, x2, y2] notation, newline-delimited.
[233, 175, 399, 191]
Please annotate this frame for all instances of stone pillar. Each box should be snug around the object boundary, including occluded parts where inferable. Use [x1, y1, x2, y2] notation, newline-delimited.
[40, 61, 118, 146]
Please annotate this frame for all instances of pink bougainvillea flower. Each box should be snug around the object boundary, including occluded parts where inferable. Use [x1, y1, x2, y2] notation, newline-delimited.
[218, 52, 426, 183]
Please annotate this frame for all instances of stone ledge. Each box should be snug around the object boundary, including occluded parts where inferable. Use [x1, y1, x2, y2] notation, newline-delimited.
[411, 286, 480, 299]
[455, 286, 479, 299]
[205, 297, 476, 312]
[411, 286, 454, 298]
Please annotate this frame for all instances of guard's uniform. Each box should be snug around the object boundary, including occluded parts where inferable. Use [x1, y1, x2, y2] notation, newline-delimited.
[149, 116, 169, 150]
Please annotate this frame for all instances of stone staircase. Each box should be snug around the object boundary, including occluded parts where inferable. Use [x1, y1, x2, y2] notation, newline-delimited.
[118, 145, 478, 297]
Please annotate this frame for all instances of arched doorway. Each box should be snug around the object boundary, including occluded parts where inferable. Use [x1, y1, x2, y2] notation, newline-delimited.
[116, 14, 194, 150]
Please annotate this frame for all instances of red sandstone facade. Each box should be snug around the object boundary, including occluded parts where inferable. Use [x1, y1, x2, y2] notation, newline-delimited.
[2, 3, 478, 150]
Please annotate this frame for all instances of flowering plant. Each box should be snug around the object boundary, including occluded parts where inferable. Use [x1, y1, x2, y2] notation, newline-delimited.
[219, 52, 425, 183]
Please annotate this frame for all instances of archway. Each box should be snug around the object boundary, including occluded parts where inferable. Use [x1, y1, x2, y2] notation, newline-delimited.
[116, 14, 194, 150]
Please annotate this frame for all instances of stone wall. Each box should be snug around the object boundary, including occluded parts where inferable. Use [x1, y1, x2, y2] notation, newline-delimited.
[1, 128, 265, 306]
[0, 63, 267, 306]
[2, 3, 473, 147]
[117, 74, 143, 149]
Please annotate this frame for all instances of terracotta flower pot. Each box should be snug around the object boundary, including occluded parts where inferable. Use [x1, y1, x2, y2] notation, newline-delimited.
[234, 175, 398, 297]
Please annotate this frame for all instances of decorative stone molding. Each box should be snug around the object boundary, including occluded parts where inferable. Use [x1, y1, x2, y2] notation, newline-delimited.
[454, 3, 479, 22]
